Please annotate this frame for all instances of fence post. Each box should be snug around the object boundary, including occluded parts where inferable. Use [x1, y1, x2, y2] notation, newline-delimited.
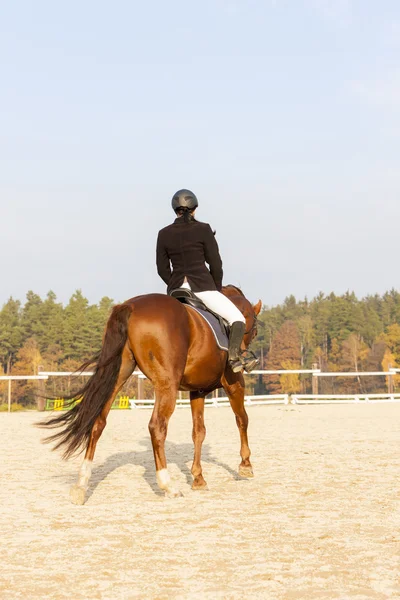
[388, 364, 394, 394]
[8, 379, 11, 413]
[312, 364, 319, 395]
[36, 378, 46, 411]
[138, 376, 144, 400]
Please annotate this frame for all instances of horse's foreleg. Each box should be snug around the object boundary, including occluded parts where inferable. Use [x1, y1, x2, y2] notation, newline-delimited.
[148, 384, 181, 498]
[70, 346, 135, 505]
[190, 393, 207, 490]
[222, 371, 253, 478]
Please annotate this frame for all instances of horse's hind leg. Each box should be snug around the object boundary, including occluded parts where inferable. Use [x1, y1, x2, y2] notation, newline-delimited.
[221, 370, 253, 478]
[148, 382, 181, 498]
[190, 392, 208, 490]
[70, 346, 135, 505]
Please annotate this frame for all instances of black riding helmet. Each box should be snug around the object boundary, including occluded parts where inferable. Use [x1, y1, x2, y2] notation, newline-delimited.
[171, 189, 198, 212]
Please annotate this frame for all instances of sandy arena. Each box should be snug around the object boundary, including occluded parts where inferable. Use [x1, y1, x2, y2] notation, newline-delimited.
[1, 404, 399, 599]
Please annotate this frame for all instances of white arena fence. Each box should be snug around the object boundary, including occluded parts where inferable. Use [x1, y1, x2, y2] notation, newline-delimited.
[292, 394, 400, 405]
[129, 394, 290, 409]
[1, 369, 400, 412]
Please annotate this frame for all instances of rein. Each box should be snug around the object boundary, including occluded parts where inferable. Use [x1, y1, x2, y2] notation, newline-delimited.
[244, 315, 260, 337]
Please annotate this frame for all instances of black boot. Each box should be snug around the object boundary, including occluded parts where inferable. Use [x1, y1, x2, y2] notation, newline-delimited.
[228, 321, 245, 373]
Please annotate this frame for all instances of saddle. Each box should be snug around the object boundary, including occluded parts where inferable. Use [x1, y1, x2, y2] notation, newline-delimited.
[169, 288, 229, 336]
[169, 288, 259, 372]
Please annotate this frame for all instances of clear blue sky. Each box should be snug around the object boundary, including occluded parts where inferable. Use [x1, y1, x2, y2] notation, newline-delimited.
[1, 0, 399, 308]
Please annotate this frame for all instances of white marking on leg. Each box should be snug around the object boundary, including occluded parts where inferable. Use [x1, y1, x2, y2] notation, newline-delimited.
[77, 459, 93, 490]
[156, 468, 182, 497]
[156, 468, 171, 490]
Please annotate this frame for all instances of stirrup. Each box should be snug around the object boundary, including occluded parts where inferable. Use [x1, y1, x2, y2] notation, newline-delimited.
[229, 359, 243, 373]
[241, 350, 260, 374]
[243, 357, 259, 373]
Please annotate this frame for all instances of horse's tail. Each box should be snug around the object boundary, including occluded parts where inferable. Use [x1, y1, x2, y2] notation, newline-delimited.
[38, 303, 133, 459]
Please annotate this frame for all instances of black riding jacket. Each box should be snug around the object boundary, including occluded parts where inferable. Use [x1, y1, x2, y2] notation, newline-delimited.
[156, 218, 223, 294]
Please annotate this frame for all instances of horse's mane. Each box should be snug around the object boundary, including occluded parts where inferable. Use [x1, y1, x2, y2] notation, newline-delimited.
[223, 284, 245, 297]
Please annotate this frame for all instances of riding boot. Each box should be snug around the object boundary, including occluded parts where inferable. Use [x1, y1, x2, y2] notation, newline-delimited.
[228, 321, 245, 373]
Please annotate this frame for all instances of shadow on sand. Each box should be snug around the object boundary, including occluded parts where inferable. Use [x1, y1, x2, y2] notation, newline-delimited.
[62, 437, 249, 501]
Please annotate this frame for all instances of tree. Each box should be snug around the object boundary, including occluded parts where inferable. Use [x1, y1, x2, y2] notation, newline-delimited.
[337, 334, 369, 393]
[363, 341, 387, 393]
[62, 291, 113, 362]
[310, 293, 331, 361]
[382, 324, 400, 364]
[341, 334, 368, 373]
[85, 296, 114, 356]
[0, 298, 23, 373]
[21, 291, 45, 342]
[298, 315, 314, 368]
[63, 290, 91, 361]
[39, 291, 65, 351]
[279, 360, 301, 394]
[252, 306, 284, 368]
[12, 338, 43, 405]
[265, 321, 301, 393]
[360, 302, 383, 346]
[381, 348, 400, 391]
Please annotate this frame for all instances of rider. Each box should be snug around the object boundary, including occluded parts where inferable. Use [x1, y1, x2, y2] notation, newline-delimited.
[156, 189, 247, 373]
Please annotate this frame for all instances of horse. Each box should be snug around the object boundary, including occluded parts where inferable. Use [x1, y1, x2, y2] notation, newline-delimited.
[39, 285, 262, 505]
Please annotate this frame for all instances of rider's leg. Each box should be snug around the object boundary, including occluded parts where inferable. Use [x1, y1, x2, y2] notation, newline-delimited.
[192, 290, 246, 373]
[227, 321, 246, 373]
[193, 290, 245, 325]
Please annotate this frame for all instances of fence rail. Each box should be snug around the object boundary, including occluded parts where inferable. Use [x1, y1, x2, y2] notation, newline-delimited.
[292, 394, 400, 405]
[1, 369, 400, 412]
[129, 394, 289, 409]
[39, 393, 400, 410]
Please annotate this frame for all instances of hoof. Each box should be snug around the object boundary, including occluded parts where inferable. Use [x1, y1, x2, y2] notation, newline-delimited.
[239, 465, 254, 478]
[165, 488, 183, 499]
[192, 479, 209, 491]
[70, 485, 86, 505]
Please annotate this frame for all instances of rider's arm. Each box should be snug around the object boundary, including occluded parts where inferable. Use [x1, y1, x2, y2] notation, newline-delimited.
[203, 225, 223, 291]
[156, 232, 171, 285]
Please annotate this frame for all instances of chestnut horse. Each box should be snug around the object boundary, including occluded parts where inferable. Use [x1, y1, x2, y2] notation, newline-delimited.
[40, 285, 261, 505]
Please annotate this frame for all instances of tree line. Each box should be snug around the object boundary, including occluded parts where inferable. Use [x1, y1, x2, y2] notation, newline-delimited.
[254, 290, 400, 395]
[1, 288, 400, 405]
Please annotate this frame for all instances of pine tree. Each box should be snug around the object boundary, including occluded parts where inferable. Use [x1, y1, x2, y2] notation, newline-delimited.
[310, 293, 331, 361]
[0, 298, 23, 373]
[21, 291, 45, 342]
[298, 315, 314, 368]
[40, 291, 65, 351]
[63, 290, 91, 361]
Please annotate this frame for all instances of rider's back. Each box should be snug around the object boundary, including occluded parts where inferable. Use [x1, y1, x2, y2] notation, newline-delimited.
[156, 218, 223, 295]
